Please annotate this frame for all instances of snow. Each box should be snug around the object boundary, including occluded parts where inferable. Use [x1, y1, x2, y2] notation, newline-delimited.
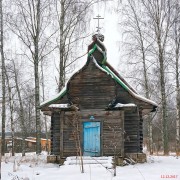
[92, 57, 109, 74]
[2, 154, 180, 180]
[40, 86, 67, 107]
[40, 45, 157, 109]
[95, 38, 107, 55]
[15, 137, 23, 140]
[97, 39, 107, 52]
[115, 103, 136, 108]
[64, 156, 112, 167]
[104, 66, 158, 107]
[49, 104, 70, 108]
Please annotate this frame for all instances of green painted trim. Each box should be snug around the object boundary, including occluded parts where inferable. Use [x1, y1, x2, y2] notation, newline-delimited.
[40, 46, 127, 108]
[102, 65, 129, 91]
[88, 43, 107, 65]
[102, 54, 107, 65]
[40, 89, 67, 108]
[88, 44, 97, 56]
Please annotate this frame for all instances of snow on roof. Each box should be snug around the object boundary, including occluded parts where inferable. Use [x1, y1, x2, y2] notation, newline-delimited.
[92, 57, 111, 75]
[26, 137, 36, 139]
[106, 62, 139, 94]
[25, 139, 36, 143]
[49, 104, 70, 108]
[40, 54, 158, 109]
[101, 65, 158, 107]
[115, 103, 136, 108]
[40, 86, 67, 108]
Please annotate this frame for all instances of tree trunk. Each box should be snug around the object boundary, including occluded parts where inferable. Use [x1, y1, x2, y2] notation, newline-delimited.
[127, 0, 154, 154]
[5, 69, 15, 156]
[141, 0, 170, 156]
[41, 61, 49, 153]
[72, 105, 84, 173]
[0, 139, 1, 180]
[58, 0, 65, 92]
[154, 2, 169, 155]
[174, 3, 180, 155]
[34, 58, 41, 154]
[159, 49, 168, 155]
[13, 61, 26, 156]
[0, 0, 6, 156]
[149, 119, 153, 154]
[176, 47, 180, 156]
[34, 0, 41, 154]
[141, 41, 153, 154]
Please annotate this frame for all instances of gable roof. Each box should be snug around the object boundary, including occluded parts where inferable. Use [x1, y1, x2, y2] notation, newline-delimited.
[40, 38, 158, 109]
[40, 58, 158, 109]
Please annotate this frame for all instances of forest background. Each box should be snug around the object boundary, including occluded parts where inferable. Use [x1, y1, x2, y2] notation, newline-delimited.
[0, 0, 180, 157]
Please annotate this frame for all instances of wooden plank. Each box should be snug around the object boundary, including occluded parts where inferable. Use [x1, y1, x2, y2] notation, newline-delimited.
[50, 114, 54, 154]
[60, 111, 64, 157]
[67, 60, 117, 109]
[124, 110, 140, 153]
[103, 110, 124, 156]
[52, 112, 60, 154]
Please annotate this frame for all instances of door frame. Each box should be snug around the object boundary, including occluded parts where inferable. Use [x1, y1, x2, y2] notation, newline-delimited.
[82, 121, 102, 156]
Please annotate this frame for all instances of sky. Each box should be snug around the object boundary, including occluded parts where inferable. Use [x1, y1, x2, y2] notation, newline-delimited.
[86, 2, 122, 68]
[0, 1, 123, 131]
[45, 2, 123, 100]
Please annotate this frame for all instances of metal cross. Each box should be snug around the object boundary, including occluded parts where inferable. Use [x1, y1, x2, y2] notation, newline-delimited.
[93, 14, 104, 34]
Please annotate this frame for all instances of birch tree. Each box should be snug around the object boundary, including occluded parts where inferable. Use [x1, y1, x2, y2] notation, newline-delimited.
[7, 0, 54, 154]
[12, 60, 27, 156]
[40, 60, 49, 152]
[22, 84, 36, 136]
[0, 0, 6, 156]
[172, 0, 180, 155]
[120, 0, 177, 154]
[140, 0, 175, 155]
[54, 0, 105, 91]
[5, 66, 15, 156]
[120, 0, 156, 154]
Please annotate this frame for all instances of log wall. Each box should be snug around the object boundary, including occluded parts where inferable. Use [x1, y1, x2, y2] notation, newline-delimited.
[124, 110, 141, 153]
[51, 112, 60, 155]
[50, 110, 124, 157]
[49, 58, 145, 157]
[67, 60, 117, 109]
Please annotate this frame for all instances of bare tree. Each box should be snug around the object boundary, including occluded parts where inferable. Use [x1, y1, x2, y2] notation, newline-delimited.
[71, 104, 84, 173]
[7, 0, 55, 154]
[106, 125, 123, 176]
[0, 140, 1, 180]
[40, 60, 49, 153]
[120, 0, 156, 154]
[139, 0, 175, 155]
[119, 0, 178, 155]
[0, 0, 6, 156]
[22, 85, 36, 137]
[5, 65, 15, 156]
[12, 60, 27, 156]
[172, 0, 180, 155]
[54, 0, 105, 91]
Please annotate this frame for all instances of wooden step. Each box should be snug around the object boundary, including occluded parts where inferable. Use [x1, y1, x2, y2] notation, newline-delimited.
[64, 156, 113, 167]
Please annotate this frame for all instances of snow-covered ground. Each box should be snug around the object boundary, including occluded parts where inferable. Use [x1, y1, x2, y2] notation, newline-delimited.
[1, 153, 180, 180]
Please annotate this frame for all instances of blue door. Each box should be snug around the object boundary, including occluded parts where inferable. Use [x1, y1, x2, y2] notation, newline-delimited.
[83, 122, 100, 156]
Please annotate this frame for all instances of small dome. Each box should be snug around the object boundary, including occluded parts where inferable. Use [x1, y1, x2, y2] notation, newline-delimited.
[92, 33, 104, 42]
